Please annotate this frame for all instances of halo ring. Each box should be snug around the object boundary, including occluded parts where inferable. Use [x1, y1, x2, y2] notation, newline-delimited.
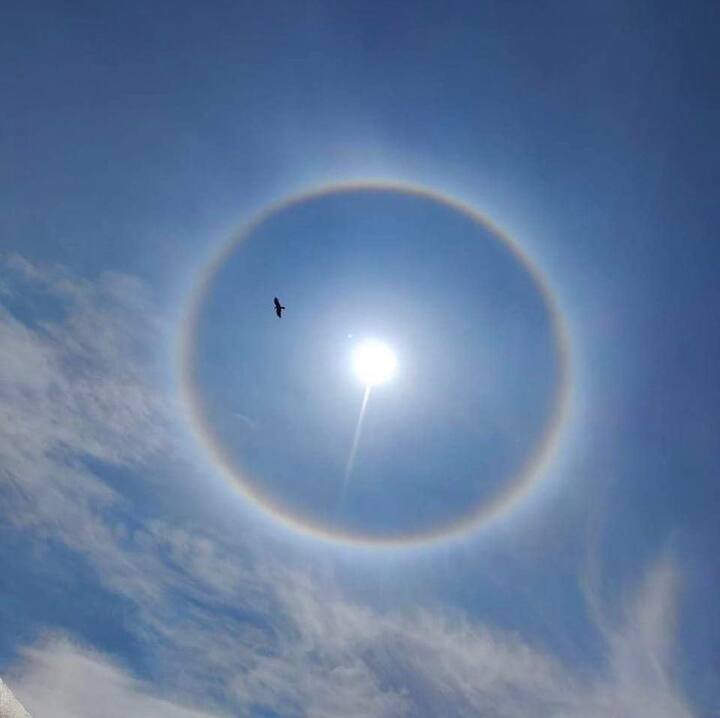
[178, 181, 572, 548]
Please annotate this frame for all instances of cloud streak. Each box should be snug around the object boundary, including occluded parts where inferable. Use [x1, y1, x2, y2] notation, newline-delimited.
[223, 556, 693, 718]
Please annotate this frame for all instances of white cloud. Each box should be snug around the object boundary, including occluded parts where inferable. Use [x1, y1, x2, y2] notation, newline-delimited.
[0, 254, 172, 472]
[0, 555, 695, 718]
[0, 255, 185, 596]
[5, 638, 221, 718]
[0, 678, 31, 718]
[218, 556, 693, 718]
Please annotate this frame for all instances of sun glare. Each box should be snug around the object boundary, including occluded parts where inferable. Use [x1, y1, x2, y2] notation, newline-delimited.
[352, 340, 397, 386]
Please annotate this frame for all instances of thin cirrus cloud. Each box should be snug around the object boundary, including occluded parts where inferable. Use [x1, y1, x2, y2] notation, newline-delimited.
[2, 555, 693, 718]
[0, 256, 694, 717]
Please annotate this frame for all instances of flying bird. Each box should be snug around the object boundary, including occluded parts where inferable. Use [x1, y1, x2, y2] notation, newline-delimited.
[273, 296, 285, 318]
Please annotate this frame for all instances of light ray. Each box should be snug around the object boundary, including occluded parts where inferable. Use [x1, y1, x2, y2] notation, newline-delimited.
[336, 384, 372, 520]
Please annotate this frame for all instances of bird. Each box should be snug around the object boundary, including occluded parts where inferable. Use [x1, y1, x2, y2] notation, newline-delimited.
[273, 296, 285, 318]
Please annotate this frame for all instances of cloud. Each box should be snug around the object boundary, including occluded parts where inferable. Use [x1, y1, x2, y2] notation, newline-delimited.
[585, 559, 691, 718]
[0, 256, 696, 717]
[0, 253, 172, 473]
[219, 556, 693, 718]
[4, 638, 221, 718]
[0, 678, 31, 718]
[0, 254, 183, 597]
[0, 554, 695, 718]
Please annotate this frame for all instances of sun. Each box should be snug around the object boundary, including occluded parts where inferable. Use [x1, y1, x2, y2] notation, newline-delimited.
[352, 340, 397, 386]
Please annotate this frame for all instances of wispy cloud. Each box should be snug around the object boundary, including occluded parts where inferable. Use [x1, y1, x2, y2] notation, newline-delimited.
[222, 556, 692, 718]
[5, 638, 221, 718]
[0, 256, 696, 717]
[2, 552, 693, 718]
[0, 253, 172, 471]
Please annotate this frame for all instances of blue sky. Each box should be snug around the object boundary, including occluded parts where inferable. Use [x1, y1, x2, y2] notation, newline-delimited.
[1, 1, 718, 716]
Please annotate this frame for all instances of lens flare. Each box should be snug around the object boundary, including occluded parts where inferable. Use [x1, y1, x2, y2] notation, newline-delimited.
[352, 340, 397, 386]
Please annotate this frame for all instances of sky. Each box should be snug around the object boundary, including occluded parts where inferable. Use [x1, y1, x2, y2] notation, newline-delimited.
[1, 1, 718, 716]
